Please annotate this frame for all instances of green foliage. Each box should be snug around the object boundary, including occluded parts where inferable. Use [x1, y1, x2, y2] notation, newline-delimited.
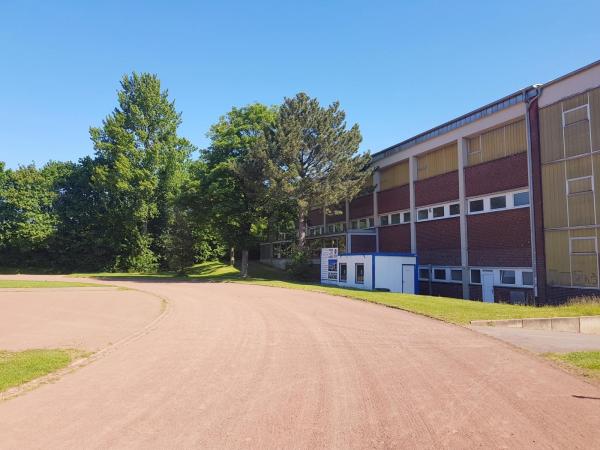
[255, 92, 371, 246]
[285, 244, 315, 281]
[90, 72, 194, 271]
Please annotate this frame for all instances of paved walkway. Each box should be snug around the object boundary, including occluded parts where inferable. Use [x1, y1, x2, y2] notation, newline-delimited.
[471, 325, 600, 353]
[0, 276, 599, 448]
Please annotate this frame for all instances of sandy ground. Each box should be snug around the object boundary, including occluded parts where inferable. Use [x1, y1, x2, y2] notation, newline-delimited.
[0, 277, 599, 448]
[0, 286, 162, 351]
[471, 325, 600, 353]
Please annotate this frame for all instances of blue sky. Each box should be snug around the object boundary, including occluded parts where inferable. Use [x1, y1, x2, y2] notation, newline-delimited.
[1, 0, 599, 169]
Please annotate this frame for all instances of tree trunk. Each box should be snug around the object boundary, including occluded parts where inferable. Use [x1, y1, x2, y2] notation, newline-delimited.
[297, 211, 306, 249]
[241, 249, 249, 278]
[229, 246, 235, 266]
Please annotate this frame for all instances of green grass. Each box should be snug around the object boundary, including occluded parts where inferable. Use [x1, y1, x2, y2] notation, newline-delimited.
[547, 351, 600, 380]
[0, 280, 101, 288]
[68, 260, 600, 325]
[0, 349, 86, 392]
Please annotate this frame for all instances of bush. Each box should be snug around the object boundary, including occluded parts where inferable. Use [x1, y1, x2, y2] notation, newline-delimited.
[286, 245, 314, 281]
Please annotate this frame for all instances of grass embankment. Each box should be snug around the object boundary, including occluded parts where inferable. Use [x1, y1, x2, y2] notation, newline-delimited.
[0, 349, 87, 393]
[0, 280, 101, 288]
[69, 261, 600, 325]
[547, 351, 600, 380]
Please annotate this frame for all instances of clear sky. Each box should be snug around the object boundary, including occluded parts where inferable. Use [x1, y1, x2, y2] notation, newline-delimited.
[1, 0, 599, 169]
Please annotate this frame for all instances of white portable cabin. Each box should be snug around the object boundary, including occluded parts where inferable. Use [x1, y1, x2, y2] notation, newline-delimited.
[320, 249, 418, 294]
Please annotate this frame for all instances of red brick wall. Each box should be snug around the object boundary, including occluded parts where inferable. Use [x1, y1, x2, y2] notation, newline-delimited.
[308, 209, 323, 226]
[378, 185, 410, 213]
[349, 194, 374, 219]
[467, 208, 531, 267]
[416, 218, 461, 265]
[415, 171, 459, 207]
[546, 286, 600, 305]
[350, 234, 376, 253]
[419, 281, 463, 298]
[465, 153, 528, 197]
[379, 224, 411, 252]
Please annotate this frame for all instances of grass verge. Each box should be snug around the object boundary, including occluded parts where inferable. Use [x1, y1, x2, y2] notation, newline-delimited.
[0, 280, 101, 288]
[0, 349, 87, 392]
[69, 261, 600, 325]
[546, 351, 600, 380]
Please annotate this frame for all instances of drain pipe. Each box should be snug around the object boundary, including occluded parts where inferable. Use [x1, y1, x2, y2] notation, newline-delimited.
[524, 85, 542, 304]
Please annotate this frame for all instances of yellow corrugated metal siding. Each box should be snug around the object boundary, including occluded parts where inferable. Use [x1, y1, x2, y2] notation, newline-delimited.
[379, 160, 409, 190]
[540, 86, 600, 289]
[467, 119, 526, 166]
[416, 143, 458, 180]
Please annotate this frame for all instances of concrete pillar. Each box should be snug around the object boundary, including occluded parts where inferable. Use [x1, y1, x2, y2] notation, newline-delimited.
[345, 200, 351, 253]
[409, 156, 417, 254]
[457, 138, 470, 300]
[373, 169, 381, 252]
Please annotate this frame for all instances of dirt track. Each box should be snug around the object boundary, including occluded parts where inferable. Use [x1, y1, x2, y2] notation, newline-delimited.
[1, 278, 599, 448]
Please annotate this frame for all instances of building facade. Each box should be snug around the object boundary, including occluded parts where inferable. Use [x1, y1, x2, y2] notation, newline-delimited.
[261, 60, 600, 305]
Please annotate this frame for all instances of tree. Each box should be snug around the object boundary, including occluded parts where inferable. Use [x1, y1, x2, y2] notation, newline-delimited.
[198, 103, 278, 277]
[257, 93, 371, 248]
[90, 72, 194, 271]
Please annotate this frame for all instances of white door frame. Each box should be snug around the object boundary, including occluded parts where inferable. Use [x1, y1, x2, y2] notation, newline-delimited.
[481, 270, 495, 303]
[402, 264, 415, 294]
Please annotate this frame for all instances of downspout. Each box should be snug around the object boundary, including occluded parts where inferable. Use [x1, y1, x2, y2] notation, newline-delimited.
[525, 86, 542, 304]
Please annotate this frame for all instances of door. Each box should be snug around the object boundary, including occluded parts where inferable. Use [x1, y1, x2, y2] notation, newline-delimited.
[402, 265, 415, 294]
[482, 270, 495, 303]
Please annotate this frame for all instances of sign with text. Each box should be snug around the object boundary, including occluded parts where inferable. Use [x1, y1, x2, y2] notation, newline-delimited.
[321, 248, 338, 283]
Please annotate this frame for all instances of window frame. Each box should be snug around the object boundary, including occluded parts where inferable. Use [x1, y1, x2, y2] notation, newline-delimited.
[416, 201, 461, 223]
[355, 263, 365, 284]
[339, 263, 347, 282]
[379, 210, 410, 227]
[467, 189, 529, 215]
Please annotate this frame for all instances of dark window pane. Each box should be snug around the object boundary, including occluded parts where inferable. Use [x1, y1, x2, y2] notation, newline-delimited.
[449, 203, 460, 215]
[434, 269, 446, 280]
[469, 199, 484, 212]
[403, 212, 411, 223]
[433, 206, 445, 218]
[339, 263, 347, 282]
[450, 269, 462, 281]
[419, 268, 429, 279]
[490, 195, 506, 210]
[471, 269, 481, 284]
[355, 263, 365, 284]
[500, 270, 516, 284]
[522, 271, 533, 285]
[391, 213, 401, 224]
[380, 215, 389, 226]
[418, 209, 429, 220]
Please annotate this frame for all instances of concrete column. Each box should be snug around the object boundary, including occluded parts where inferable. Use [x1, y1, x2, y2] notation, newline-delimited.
[345, 200, 351, 253]
[457, 137, 470, 300]
[373, 169, 381, 252]
[409, 156, 417, 254]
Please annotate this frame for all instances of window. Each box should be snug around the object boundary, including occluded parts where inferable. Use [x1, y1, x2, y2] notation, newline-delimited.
[433, 269, 446, 280]
[359, 218, 368, 229]
[522, 271, 533, 286]
[469, 199, 484, 213]
[490, 195, 506, 210]
[500, 270, 516, 285]
[567, 176, 593, 195]
[339, 263, 347, 282]
[419, 268, 429, 280]
[355, 263, 365, 284]
[403, 212, 411, 223]
[368, 217, 375, 228]
[391, 213, 401, 224]
[432, 206, 445, 218]
[449, 203, 460, 216]
[417, 209, 429, 221]
[351, 220, 358, 229]
[380, 215, 389, 226]
[470, 269, 481, 284]
[328, 224, 335, 233]
[450, 269, 462, 282]
[513, 191, 529, 207]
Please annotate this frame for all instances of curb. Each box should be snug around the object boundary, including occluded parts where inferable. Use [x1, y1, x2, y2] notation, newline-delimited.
[471, 315, 600, 335]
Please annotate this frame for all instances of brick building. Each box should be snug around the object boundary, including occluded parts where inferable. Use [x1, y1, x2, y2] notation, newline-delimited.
[261, 60, 600, 305]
